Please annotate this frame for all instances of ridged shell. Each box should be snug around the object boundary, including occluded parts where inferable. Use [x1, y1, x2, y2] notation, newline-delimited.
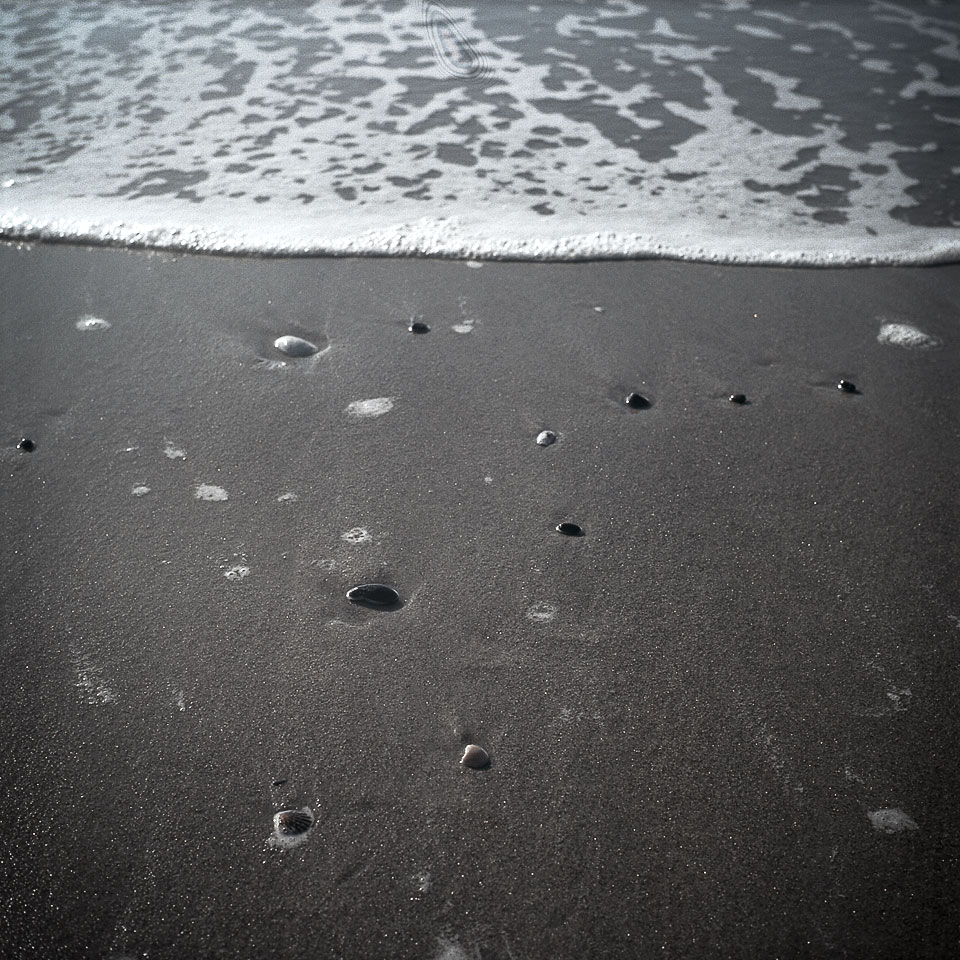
[274, 335, 319, 357]
[556, 522, 584, 537]
[346, 583, 400, 607]
[275, 808, 314, 836]
[460, 744, 490, 769]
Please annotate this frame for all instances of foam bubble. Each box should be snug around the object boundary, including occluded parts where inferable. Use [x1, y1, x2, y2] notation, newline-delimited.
[195, 483, 228, 501]
[163, 441, 186, 460]
[867, 808, 919, 834]
[75, 314, 110, 332]
[877, 322, 941, 349]
[223, 564, 249, 581]
[131, 485, 151, 497]
[526, 601, 558, 623]
[346, 397, 395, 418]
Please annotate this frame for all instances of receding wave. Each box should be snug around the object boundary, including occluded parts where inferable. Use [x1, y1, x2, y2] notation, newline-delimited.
[1, 0, 958, 264]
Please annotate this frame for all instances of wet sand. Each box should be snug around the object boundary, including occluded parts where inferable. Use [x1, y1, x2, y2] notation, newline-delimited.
[1, 242, 959, 959]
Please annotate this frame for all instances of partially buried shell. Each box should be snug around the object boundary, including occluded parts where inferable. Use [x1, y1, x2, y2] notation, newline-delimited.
[460, 744, 490, 769]
[274, 335, 319, 357]
[536, 430, 557, 446]
[274, 808, 314, 836]
[346, 583, 400, 607]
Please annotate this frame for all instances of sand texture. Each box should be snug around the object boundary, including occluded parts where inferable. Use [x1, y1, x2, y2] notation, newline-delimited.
[1, 243, 959, 959]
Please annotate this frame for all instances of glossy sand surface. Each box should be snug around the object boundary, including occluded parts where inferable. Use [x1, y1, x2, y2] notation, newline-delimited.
[1, 243, 959, 958]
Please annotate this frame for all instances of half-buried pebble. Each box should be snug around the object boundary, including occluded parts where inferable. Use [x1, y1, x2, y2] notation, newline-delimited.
[346, 583, 400, 608]
[728, 393, 747, 405]
[17, 437, 35, 452]
[625, 392, 651, 409]
[274, 335, 319, 358]
[536, 430, 557, 446]
[75, 314, 111, 332]
[837, 379, 857, 393]
[460, 744, 490, 769]
[556, 521, 584, 537]
[408, 321, 430, 334]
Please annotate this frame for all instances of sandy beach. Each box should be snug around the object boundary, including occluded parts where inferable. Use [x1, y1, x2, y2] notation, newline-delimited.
[1, 241, 959, 959]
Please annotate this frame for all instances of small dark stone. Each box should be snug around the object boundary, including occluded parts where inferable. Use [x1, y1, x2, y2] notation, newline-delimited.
[272, 779, 287, 787]
[728, 393, 747, 405]
[346, 583, 401, 608]
[556, 522, 584, 537]
[17, 438, 35, 452]
[838, 379, 857, 393]
[460, 744, 490, 770]
[408, 321, 430, 334]
[624, 392, 651, 409]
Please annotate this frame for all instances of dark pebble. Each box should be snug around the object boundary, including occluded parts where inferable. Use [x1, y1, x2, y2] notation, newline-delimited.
[624, 392, 651, 409]
[408, 321, 430, 334]
[837, 379, 857, 393]
[460, 744, 490, 769]
[728, 393, 747, 405]
[346, 583, 401, 608]
[556, 522, 584, 537]
[17, 438, 35, 452]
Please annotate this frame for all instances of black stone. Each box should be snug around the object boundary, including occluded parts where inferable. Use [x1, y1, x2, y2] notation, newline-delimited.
[408, 321, 430, 334]
[346, 583, 401, 608]
[624, 392, 651, 409]
[729, 393, 747, 405]
[556, 522, 584, 537]
[17, 438, 35, 452]
[837, 379, 857, 393]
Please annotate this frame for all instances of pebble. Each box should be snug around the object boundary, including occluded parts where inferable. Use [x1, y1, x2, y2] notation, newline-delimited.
[536, 430, 557, 446]
[837, 379, 857, 393]
[624, 392, 651, 409]
[728, 393, 747, 405]
[17, 437, 35, 452]
[556, 521, 584, 537]
[346, 583, 400, 607]
[274, 335, 319, 357]
[408, 321, 430, 334]
[460, 744, 490, 769]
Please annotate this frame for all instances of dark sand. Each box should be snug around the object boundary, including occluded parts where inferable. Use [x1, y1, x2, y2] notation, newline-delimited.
[1, 242, 959, 959]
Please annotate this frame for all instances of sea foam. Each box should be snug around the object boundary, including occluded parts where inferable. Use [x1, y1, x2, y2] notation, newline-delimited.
[1, 1, 958, 265]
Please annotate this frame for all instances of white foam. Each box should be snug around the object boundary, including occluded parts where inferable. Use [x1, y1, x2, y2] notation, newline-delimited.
[867, 808, 919, 834]
[0, 1, 958, 265]
[75, 315, 111, 332]
[877, 322, 941, 349]
[131, 485, 151, 497]
[163, 441, 187, 461]
[526, 601, 559, 623]
[195, 483, 228, 501]
[346, 397, 395, 418]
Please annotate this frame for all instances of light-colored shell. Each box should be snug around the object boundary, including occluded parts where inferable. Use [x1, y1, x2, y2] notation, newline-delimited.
[274, 335, 319, 357]
[460, 744, 490, 769]
[536, 430, 557, 446]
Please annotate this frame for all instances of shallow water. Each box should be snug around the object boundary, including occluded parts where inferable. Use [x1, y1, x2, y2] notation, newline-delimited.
[1, 0, 958, 263]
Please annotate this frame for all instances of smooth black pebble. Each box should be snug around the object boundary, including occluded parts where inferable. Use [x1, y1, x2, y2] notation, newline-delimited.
[17, 438, 35, 452]
[275, 809, 313, 836]
[837, 379, 857, 393]
[556, 522, 584, 537]
[728, 393, 747, 405]
[409, 321, 430, 334]
[461, 744, 490, 769]
[346, 583, 401, 607]
[624, 392, 651, 409]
